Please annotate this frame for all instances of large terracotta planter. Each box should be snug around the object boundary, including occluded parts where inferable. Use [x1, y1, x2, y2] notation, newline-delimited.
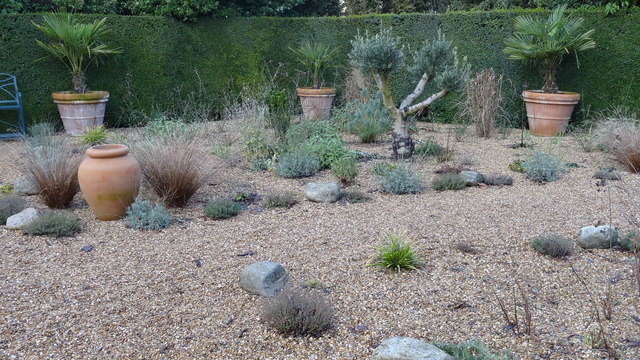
[78, 144, 141, 221]
[52, 91, 109, 135]
[522, 90, 580, 136]
[296, 87, 336, 120]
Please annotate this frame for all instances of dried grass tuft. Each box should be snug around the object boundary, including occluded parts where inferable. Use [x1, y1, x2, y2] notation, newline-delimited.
[595, 108, 640, 172]
[458, 68, 503, 138]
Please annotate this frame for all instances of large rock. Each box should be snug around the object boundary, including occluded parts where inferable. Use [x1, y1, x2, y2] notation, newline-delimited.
[577, 225, 618, 249]
[304, 182, 340, 203]
[239, 261, 288, 297]
[372, 337, 452, 360]
[459, 171, 485, 186]
[6, 208, 39, 230]
[13, 176, 38, 196]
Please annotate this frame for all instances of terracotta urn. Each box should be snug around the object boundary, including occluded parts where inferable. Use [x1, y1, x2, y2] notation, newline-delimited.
[296, 87, 336, 120]
[52, 91, 109, 135]
[78, 144, 141, 221]
[522, 90, 580, 136]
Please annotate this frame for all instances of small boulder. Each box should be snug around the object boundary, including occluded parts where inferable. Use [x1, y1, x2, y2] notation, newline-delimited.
[577, 225, 618, 249]
[372, 337, 452, 360]
[6, 208, 39, 230]
[13, 176, 38, 196]
[459, 171, 484, 186]
[304, 182, 340, 203]
[239, 261, 288, 297]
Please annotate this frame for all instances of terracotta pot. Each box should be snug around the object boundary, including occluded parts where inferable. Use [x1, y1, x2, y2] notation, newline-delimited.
[296, 87, 336, 120]
[522, 90, 580, 136]
[78, 144, 141, 221]
[52, 91, 109, 135]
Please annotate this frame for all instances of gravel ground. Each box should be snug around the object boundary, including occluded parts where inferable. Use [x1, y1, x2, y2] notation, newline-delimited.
[1, 123, 639, 360]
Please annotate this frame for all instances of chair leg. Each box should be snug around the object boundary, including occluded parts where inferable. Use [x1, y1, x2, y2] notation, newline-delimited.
[18, 106, 25, 135]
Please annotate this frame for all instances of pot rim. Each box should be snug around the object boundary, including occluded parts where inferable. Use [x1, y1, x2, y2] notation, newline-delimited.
[86, 144, 129, 158]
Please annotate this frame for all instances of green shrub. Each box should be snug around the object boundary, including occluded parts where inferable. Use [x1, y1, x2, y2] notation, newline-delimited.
[261, 287, 334, 337]
[285, 120, 348, 169]
[26, 212, 81, 237]
[431, 173, 467, 191]
[436, 340, 512, 360]
[339, 190, 371, 204]
[531, 234, 573, 257]
[0, 195, 26, 224]
[415, 138, 444, 157]
[266, 89, 291, 141]
[370, 162, 398, 176]
[275, 150, 321, 178]
[263, 192, 297, 208]
[483, 174, 514, 186]
[620, 231, 640, 252]
[331, 155, 358, 184]
[204, 198, 241, 220]
[145, 117, 188, 138]
[79, 125, 110, 146]
[523, 151, 562, 182]
[1, 184, 14, 194]
[368, 233, 424, 272]
[508, 160, 525, 173]
[242, 128, 274, 171]
[343, 89, 391, 143]
[378, 165, 423, 194]
[124, 198, 172, 230]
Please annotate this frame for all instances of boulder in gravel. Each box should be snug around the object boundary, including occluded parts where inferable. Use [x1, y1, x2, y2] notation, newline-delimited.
[304, 182, 340, 203]
[239, 261, 288, 297]
[372, 337, 452, 360]
[6, 208, 39, 230]
[577, 225, 618, 249]
[13, 175, 38, 196]
[459, 171, 484, 186]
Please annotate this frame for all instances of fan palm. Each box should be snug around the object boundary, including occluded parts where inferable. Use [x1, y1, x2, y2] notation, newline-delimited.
[503, 5, 595, 93]
[33, 10, 121, 94]
[290, 40, 339, 89]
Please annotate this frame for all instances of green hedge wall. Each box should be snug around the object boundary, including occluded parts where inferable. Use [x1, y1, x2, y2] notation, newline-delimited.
[0, 9, 638, 129]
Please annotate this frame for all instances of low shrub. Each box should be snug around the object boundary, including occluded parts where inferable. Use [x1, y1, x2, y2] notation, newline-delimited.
[434, 164, 464, 174]
[339, 190, 371, 204]
[331, 155, 358, 184]
[124, 198, 172, 230]
[204, 199, 241, 219]
[370, 162, 398, 176]
[1, 184, 14, 194]
[508, 160, 524, 173]
[431, 173, 467, 191]
[261, 287, 334, 337]
[415, 138, 444, 157]
[453, 242, 480, 255]
[26, 212, 81, 237]
[484, 174, 514, 186]
[343, 89, 391, 143]
[523, 151, 563, 182]
[368, 233, 424, 272]
[620, 231, 640, 252]
[275, 150, 321, 178]
[145, 117, 188, 138]
[242, 128, 274, 171]
[531, 234, 573, 258]
[286, 121, 348, 169]
[263, 192, 297, 208]
[436, 339, 512, 360]
[377, 165, 423, 194]
[0, 195, 26, 224]
[79, 125, 110, 146]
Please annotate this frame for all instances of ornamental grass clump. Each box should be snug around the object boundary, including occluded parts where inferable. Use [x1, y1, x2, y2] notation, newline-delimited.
[261, 287, 334, 337]
[124, 198, 172, 230]
[204, 199, 241, 220]
[79, 125, 110, 146]
[531, 234, 574, 258]
[523, 151, 562, 182]
[595, 109, 640, 172]
[23, 123, 82, 209]
[377, 164, 423, 194]
[0, 195, 26, 224]
[369, 233, 424, 272]
[431, 173, 467, 191]
[26, 212, 81, 237]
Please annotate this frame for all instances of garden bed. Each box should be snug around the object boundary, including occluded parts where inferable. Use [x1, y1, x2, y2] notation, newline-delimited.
[1, 123, 639, 359]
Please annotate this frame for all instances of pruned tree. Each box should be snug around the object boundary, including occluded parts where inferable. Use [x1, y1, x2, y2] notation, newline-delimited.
[349, 29, 469, 158]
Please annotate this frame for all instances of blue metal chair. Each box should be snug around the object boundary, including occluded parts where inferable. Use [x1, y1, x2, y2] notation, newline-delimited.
[0, 73, 26, 139]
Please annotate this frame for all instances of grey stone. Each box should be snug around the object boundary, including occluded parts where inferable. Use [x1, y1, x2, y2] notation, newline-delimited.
[6, 208, 39, 230]
[577, 225, 619, 249]
[239, 261, 288, 297]
[459, 171, 485, 186]
[372, 337, 453, 360]
[12, 175, 38, 196]
[304, 182, 341, 203]
[80, 245, 94, 252]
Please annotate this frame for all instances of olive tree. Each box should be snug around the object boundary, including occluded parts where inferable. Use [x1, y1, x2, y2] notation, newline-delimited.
[349, 29, 469, 158]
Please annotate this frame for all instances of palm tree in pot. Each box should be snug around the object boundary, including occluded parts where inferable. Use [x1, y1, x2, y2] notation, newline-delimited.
[290, 40, 339, 120]
[33, 10, 121, 135]
[504, 5, 595, 136]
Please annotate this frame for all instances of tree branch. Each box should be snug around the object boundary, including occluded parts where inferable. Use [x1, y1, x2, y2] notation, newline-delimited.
[400, 73, 430, 111]
[374, 72, 399, 119]
[403, 89, 448, 116]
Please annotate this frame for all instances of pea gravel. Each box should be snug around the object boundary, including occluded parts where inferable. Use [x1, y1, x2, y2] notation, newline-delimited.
[1, 123, 639, 360]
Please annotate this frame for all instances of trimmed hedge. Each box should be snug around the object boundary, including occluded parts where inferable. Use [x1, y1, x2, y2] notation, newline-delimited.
[0, 9, 638, 129]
